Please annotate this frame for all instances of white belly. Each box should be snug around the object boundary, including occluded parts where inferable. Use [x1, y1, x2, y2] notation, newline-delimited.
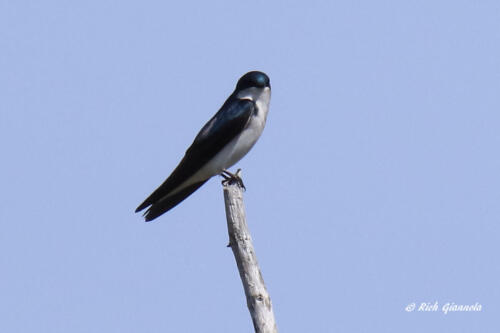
[201, 115, 266, 175]
[170, 119, 264, 195]
[169, 87, 270, 195]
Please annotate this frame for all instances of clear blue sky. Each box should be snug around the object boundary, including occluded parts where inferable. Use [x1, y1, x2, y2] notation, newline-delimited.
[1, 1, 499, 332]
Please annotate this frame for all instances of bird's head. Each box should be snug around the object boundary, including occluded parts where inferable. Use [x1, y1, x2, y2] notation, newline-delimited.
[235, 71, 271, 91]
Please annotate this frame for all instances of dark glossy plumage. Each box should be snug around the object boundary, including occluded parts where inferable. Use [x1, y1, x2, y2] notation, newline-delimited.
[135, 71, 270, 221]
[135, 99, 256, 220]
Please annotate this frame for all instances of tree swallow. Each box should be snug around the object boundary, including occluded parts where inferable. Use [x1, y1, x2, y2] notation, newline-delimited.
[135, 71, 271, 221]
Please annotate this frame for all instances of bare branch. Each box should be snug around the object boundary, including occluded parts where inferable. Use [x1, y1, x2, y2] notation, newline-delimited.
[223, 181, 278, 333]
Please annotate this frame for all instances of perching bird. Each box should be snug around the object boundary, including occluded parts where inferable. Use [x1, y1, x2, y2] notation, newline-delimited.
[135, 71, 271, 221]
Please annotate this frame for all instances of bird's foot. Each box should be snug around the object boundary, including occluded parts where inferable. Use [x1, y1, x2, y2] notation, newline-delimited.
[220, 169, 246, 190]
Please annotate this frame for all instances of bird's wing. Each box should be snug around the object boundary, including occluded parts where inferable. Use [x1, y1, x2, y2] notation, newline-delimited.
[188, 97, 255, 162]
[135, 98, 255, 215]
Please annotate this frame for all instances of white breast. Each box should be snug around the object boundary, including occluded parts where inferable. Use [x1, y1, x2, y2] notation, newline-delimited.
[167, 87, 271, 196]
[186, 87, 271, 181]
[202, 86, 271, 175]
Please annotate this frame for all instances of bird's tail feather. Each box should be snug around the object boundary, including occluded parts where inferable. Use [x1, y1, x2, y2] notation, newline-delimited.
[143, 180, 208, 222]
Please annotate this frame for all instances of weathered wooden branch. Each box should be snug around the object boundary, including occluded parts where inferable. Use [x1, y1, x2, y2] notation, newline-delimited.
[223, 179, 278, 333]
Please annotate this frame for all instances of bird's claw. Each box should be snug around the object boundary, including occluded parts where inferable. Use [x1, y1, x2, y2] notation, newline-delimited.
[220, 169, 246, 190]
